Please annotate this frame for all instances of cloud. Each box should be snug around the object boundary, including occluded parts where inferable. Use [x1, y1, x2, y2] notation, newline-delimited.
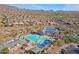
[62, 4, 79, 11]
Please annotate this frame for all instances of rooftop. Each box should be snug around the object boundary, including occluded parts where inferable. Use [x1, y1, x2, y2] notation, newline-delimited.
[61, 48, 79, 54]
[44, 27, 59, 33]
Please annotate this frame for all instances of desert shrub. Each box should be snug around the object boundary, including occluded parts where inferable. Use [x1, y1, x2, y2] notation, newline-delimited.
[64, 29, 74, 34]
[1, 48, 9, 54]
[57, 39, 65, 46]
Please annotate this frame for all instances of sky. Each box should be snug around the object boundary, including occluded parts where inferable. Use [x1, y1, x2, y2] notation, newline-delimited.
[8, 4, 79, 11]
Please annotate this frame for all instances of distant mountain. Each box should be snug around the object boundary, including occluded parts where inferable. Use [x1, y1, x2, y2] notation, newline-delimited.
[0, 4, 79, 21]
[0, 4, 19, 10]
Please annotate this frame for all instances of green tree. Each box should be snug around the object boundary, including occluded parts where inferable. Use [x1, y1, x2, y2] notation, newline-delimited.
[66, 35, 79, 43]
[66, 35, 76, 43]
[73, 36, 79, 44]
[1, 48, 9, 54]
[76, 39, 79, 44]
[64, 29, 74, 35]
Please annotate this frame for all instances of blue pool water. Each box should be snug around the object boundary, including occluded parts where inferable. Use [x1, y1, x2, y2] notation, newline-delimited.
[37, 40, 50, 49]
[25, 35, 40, 42]
[24, 35, 47, 42]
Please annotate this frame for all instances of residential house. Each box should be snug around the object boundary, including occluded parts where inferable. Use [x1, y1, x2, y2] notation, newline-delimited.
[61, 44, 79, 54]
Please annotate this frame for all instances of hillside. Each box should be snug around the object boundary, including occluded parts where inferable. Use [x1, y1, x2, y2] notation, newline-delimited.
[0, 5, 79, 43]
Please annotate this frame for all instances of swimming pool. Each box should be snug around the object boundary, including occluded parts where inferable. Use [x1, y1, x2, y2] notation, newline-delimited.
[40, 37, 47, 41]
[24, 35, 47, 42]
[37, 40, 50, 49]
